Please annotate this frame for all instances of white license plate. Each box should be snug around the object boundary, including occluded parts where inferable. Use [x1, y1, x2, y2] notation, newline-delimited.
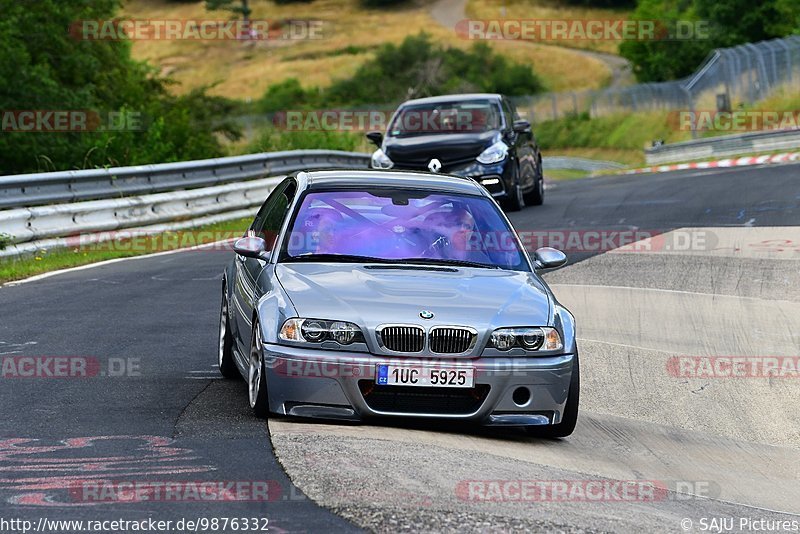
[375, 365, 475, 388]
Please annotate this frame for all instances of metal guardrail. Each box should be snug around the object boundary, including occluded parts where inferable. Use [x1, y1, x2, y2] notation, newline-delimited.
[0, 176, 281, 245]
[543, 157, 624, 172]
[644, 129, 800, 165]
[0, 150, 624, 258]
[0, 150, 371, 210]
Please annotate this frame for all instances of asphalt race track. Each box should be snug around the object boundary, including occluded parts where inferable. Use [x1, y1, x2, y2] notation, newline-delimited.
[1, 163, 798, 533]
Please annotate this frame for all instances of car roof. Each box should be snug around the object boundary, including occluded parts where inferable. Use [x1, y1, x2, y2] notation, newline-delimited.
[298, 169, 488, 196]
[398, 93, 504, 107]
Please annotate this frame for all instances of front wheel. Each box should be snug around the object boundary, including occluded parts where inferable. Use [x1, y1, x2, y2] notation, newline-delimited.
[523, 162, 544, 206]
[527, 353, 579, 438]
[218, 287, 239, 379]
[502, 177, 524, 212]
[248, 318, 270, 419]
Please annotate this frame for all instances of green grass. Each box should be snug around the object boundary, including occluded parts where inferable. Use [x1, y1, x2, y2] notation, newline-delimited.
[543, 147, 645, 166]
[0, 217, 252, 284]
[535, 88, 800, 167]
[543, 168, 591, 181]
[536, 111, 689, 153]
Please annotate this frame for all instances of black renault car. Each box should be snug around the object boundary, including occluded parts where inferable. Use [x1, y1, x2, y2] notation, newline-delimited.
[366, 93, 543, 211]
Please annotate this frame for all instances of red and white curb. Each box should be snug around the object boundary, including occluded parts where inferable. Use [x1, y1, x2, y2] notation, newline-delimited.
[626, 152, 800, 174]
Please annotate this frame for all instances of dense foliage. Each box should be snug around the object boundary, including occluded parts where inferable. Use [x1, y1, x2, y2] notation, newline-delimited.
[258, 33, 543, 112]
[0, 0, 237, 174]
[620, 0, 798, 82]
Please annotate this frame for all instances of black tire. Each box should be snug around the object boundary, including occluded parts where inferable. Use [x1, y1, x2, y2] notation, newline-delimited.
[502, 176, 524, 212]
[523, 161, 544, 206]
[248, 317, 270, 419]
[218, 286, 239, 379]
[527, 353, 579, 438]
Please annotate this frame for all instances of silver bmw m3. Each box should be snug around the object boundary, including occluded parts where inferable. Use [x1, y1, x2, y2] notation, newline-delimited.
[219, 169, 579, 437]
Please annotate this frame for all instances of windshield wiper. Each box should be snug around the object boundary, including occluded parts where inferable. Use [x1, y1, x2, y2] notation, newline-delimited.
[285, 253, 394, 264]
[395, 258, 501, 269]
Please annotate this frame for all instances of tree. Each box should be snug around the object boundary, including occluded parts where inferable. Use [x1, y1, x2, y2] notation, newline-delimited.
[0, 0, 235, 174]
[620, 0, 798, 82]
[694, 0, 796, 47]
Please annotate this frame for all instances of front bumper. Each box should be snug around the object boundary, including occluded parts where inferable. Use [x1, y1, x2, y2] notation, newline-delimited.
[390, 160, 512, 199]
[449, 160, 512, 199]
[262, 344, 575, 426]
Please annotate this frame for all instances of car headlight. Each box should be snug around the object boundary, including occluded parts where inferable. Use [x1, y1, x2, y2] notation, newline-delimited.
[490, 327, 562, 351]
[279, 318, 365, 346]
[371, 148, 394, 169]
[476, 141, 508, 164]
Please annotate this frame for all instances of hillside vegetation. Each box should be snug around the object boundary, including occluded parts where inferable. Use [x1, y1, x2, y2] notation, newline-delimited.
[122, 0, 617, 98]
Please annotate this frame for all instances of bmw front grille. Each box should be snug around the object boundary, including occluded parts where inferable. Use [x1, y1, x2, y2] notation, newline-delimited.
[377, 325, 425, 353]
[376, 325, 477, 354]
[429, 327, 477, 354]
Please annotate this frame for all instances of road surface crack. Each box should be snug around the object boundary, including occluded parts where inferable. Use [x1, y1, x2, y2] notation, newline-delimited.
[172, 380, 213, 438]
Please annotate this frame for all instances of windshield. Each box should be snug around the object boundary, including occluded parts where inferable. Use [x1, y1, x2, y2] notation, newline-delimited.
[387, 100, 502, 137]
[282, 188, 529, 271]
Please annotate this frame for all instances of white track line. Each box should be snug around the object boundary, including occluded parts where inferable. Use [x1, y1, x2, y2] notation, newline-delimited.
[2, 239, 234, 288]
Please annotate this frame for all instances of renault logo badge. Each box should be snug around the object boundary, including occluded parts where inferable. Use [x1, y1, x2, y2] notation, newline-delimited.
[419, 310, 435, 320]
[428, 159, 442, 173]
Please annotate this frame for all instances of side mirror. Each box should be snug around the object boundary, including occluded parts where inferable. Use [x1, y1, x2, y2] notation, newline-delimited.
[533, 247, 567, 270]
[512, 119, 531, 134]
[366, 131, 383, 148]
[233, 236, 268, 260]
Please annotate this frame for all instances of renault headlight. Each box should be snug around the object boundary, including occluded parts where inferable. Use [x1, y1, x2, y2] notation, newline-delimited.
[371, 148, 394, 169]
[476, 141, 508, 164]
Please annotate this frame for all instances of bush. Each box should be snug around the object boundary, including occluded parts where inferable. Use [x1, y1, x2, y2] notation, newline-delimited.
[620, 0, 798, 82]
[323, 34, 543, 107]
[257, 78, 318, 114]
[257, 33, 543, 112]
[0, 0, 237, 174]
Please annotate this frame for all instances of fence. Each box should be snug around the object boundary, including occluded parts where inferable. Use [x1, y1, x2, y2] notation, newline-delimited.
[514, 36, 800, 123]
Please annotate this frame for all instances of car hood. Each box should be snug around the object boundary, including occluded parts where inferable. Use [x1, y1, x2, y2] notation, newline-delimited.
[383, 131, 497, 166]
[276, 263, 551, 331]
